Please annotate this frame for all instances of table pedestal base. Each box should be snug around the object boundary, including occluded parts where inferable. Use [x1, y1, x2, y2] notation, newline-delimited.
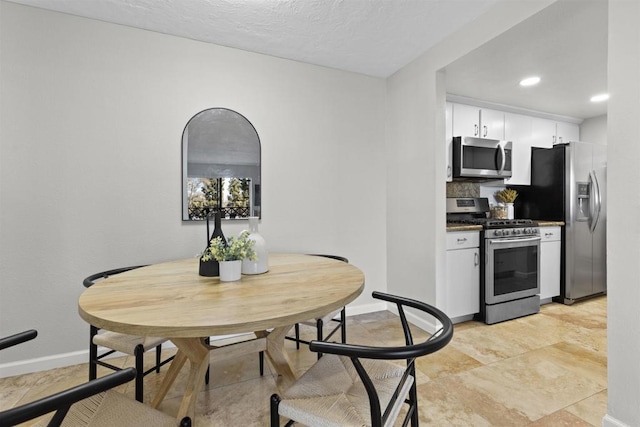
[152, 326, 297, 422]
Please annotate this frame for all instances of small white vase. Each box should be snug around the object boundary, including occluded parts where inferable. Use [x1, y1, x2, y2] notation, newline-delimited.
[506, 203, 515, 220]
[219, 260, 242, 282]
[242, 217, 269, 275]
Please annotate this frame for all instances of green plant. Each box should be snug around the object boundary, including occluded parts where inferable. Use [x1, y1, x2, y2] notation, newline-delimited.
[201, 231, 257, 262]
[495, 188, 518, 203]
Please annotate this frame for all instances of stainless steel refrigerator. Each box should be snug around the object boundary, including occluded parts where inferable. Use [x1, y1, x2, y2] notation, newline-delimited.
[515, 141, 606, 304]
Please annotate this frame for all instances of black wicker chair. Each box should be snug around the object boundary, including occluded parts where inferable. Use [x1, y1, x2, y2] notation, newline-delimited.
[285, 254, 349, 359]
[83, 266, 177, 403]
[0, 330, 191, 427]
[271, 291, 454, 427]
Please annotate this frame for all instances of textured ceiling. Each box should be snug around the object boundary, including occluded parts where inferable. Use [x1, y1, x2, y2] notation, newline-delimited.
[5, 0, 497, 78]
[6, 0, 608, 119]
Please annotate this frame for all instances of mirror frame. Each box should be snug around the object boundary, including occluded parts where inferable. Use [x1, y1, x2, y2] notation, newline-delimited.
[181, 108, 261, 221]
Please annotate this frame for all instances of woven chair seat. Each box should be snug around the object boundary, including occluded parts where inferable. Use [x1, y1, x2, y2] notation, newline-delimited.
[92, 332, 167, 355]
[31, 390, 178, 427]
[278, 354, 413, 427]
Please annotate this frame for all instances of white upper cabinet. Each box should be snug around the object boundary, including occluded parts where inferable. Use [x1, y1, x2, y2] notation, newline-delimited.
[531, 117, 580, 147]
[481, 108, 506, 140]
[452, 103, 504, 139]
[531, 117, 556, 148]
[446, 101, 581, 183]
[504, 112, 533, 185]
[556, 121, 580, 144]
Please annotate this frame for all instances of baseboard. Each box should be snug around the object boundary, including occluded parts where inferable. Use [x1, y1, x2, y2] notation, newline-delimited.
[0, 302, 388, 378]
[346, 302, 387, 317]
[0, 349, 89, 379]
[386, 304, 440, 334]
[602, 414, 631, 427]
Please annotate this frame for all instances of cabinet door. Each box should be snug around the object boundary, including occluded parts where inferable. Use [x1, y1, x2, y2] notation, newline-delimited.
[556, 121, 580, 144]
[452, 103, 480, 137]
[446, 102, 453, 182]
[504, 112, 533, 185]
[531, 117, 556, 148]
[446, 247, 480, 318]
[540, 227, 561, 301]
[480, 108, 505, 140]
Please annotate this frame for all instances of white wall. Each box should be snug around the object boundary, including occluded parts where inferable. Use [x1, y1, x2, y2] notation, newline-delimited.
[604, 2, 640, 426]
[0, 2, 387, 373]
[581, 114, 608, 144]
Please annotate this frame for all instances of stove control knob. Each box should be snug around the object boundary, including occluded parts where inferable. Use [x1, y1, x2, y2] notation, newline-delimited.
[495, 230, 502, 236]
[514, 229, 521, 235]
[524, 228, 532, 234]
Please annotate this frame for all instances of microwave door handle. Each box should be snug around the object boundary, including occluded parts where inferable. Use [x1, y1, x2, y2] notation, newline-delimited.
[589, 170, 602, 233]
[496, 144, 506, 174]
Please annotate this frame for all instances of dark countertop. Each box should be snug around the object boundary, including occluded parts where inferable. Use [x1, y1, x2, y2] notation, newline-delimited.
[446, 224, 483, 232]
[536, 220, 565, 227]
[446, 220, 564, 231]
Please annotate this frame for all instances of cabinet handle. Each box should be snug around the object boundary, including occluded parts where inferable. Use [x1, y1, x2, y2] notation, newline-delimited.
[474, 124, 479, 136]
[483, 125, 488, 137]
[545, 232, 553, 237]
[457, 238, 467, 243]
[474, 252, 479, 266]
[552, 135, 556, 144]
[558, 136, 563, 144]
[447, 165, 451, 177]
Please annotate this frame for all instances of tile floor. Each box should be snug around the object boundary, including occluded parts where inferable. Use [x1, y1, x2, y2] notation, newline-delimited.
[0, 296, 607, 426]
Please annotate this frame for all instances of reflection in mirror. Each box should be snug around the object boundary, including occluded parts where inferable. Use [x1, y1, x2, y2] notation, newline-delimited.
[182, 108, 261, 220]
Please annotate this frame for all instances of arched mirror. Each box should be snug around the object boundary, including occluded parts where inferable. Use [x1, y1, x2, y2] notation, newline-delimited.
[182, 108, 261, 220]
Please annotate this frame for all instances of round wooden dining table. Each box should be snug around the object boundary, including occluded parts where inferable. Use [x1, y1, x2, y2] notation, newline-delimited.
[78, 253, 364, 422]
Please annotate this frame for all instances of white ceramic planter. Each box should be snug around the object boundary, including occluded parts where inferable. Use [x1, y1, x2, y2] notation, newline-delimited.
[219, 260, 242, 282]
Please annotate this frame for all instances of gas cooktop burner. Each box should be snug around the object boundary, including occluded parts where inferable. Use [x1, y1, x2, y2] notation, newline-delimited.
[485, 219, 537, 228]
[447, 218, 538, 229]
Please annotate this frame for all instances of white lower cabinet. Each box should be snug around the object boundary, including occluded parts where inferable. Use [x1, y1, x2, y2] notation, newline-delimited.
[540, 226, 561, 302]
[445, 231, 480, 320]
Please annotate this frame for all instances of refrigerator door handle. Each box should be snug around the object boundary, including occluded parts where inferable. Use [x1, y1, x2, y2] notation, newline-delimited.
[589, 170, 602, 233]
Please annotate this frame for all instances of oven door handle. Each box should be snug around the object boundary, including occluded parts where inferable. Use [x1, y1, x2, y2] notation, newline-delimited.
[488, 236, 541, 245]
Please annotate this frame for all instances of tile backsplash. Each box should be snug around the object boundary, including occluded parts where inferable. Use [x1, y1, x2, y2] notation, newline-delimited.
[447, 181, 508, 206]
[446, 182, 480, 197]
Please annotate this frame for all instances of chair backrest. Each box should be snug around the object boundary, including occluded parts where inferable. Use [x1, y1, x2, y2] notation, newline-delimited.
[0, 329, 37, 351]
[83, 265, 147, 288]
[307, 254, 348, 263]
[308, 291, 454, 426]
[0, 330, 190, 427]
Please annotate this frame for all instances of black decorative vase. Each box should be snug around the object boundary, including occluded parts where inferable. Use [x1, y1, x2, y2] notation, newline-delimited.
[199, 210, 227, 277]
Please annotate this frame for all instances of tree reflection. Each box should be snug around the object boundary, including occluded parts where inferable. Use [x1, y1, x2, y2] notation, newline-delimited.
[187, 177, 251, 220]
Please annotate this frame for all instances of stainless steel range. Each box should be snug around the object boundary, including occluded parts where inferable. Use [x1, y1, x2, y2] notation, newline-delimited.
[447, 198, 541, 324]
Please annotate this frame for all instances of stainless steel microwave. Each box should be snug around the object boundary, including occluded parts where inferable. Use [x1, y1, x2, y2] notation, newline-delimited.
[452, 136, 512, 179]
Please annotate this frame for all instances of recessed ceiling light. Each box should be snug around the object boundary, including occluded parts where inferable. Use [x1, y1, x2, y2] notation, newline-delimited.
[519, 76, 541, 87]
[590, 93, 609, 103]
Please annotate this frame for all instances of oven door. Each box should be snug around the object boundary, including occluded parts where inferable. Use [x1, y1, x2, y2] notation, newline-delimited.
[485, 235, 541, 304]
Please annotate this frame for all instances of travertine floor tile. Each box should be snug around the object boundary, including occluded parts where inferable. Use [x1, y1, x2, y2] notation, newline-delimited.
[565, 390, 607, 426]
[0, 298, 609, 426]
[528, 409, 593, 426]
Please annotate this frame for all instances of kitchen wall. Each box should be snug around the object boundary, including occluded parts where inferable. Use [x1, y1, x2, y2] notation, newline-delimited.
[580, 114, 607, 145]
[0, 1, 387, 373]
